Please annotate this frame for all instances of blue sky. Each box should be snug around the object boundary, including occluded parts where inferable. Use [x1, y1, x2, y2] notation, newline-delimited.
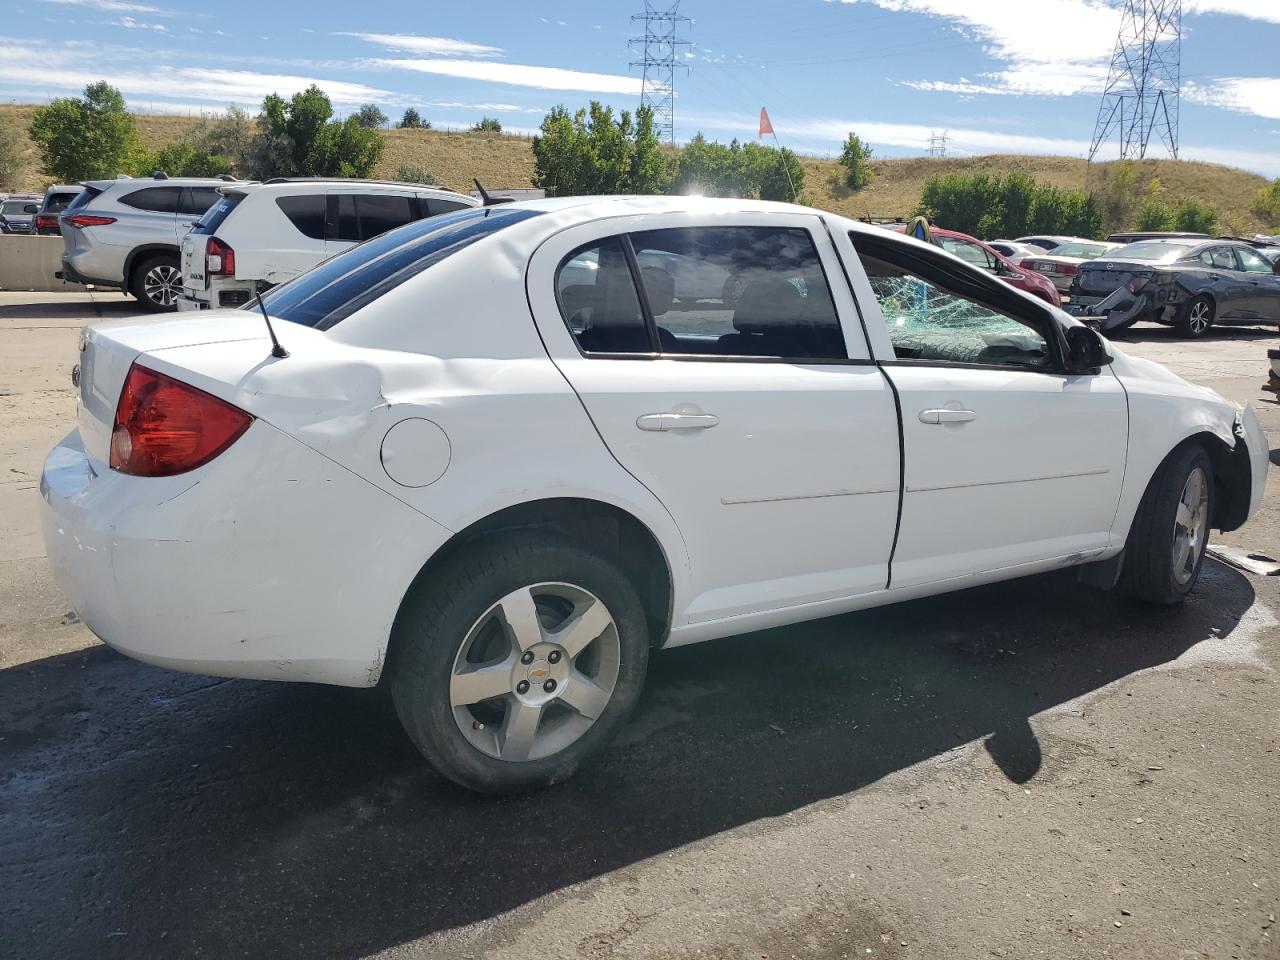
[5, 0, 1279, 176]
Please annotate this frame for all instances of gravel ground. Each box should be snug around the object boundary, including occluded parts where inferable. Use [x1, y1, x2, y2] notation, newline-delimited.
[1, 291, 1277, 960]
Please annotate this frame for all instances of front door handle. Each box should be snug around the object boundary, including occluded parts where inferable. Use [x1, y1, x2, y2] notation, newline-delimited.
[919, 408, 977, 425]
[636, 413, 720, 432]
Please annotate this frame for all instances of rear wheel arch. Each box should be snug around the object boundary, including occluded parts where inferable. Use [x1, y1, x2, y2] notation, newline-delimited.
[386, 498, 675, 680]
[123, 243, 180, 287]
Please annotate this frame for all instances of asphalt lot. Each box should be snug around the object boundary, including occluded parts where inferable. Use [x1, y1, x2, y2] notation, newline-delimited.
[2, 290, 1278, 960]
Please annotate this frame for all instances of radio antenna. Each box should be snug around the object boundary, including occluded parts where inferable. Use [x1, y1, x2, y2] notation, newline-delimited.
[253, 287, 289, 359]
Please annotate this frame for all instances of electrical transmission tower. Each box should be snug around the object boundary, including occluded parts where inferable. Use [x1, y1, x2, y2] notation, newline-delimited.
[629, 1, 691, 144]
[928, 130, 949, 157]
[1088, 0, 1182, 163]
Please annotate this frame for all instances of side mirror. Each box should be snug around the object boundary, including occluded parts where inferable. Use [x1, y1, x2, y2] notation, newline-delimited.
[1066, 325, 1111, 373]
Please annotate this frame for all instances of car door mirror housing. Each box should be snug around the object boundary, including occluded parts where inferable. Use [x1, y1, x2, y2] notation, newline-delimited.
[1066, 325, 1112, 373]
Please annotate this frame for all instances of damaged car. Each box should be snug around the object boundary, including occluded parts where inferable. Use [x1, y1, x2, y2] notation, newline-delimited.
[1068, 238, 1280, 337]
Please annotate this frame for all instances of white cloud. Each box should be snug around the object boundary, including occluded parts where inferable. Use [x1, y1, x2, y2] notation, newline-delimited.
[338, 33, 503, 57]
[37, 0, 169, 12]
[1186, 77, 1280, 121]
[117, 14, 166, 31]
[0, 45, 398, 107]
[373, 58, 642, 94]
[1187, 0, 1280, 24]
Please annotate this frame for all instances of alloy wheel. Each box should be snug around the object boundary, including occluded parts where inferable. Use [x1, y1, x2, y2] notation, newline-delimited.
[1171, 466, 1209, 586]
[1188, 300, 1212, 335]
[449, 582, 621, 762]
[143, 263, 182, 308]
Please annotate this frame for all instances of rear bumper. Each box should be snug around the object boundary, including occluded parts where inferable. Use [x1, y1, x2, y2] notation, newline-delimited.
[60, 257, 122, 290]
[41, 423, 451, 687]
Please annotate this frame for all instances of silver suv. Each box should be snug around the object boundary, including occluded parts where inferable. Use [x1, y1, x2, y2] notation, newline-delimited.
[59, 174, 248, 312]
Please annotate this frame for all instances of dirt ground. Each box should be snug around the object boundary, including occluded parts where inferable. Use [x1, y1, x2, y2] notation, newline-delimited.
[1, 290, 1278, 960]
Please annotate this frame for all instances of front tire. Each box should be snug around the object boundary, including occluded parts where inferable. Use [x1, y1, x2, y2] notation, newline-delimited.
[1176, 295, 1214, 339]
[390, 532, 650, 794]
[1119, 445, 1214, 605]
[130, 253, 181, 313]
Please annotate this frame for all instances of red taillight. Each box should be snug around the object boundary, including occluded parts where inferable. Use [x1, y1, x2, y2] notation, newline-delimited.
[110, 364, 252, 477]
[35, 214, 59, 230]
[64, 214, 117, 229]
[206, 236, 236, 276]
[1060, 264, 1079, 276]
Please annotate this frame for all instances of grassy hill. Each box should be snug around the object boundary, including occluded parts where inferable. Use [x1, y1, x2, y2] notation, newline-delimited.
[2, 102, 1272, 233]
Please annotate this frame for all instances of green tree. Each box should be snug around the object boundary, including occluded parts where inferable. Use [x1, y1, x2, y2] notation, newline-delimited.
[670, 134, 749, 197]
[838, 131, 874, 190]
[394, 163, 437, 184]
[398, 107, 429, 129]
[29, 81, 141, 181]
[248, 86, 383, 179]
[917, 172, 1103, 239]
[627, 105, 669, 194]
[533, 102, 671, 197]
[1175, 198, 1218, 234]
[741, 141, 804, 201]
[139, 141, 232, 178]
[472, 117, 503, 133]
[191, 106, 254, 174]
[356, 104, 388, 129]
[1253, 179, 1280, 228]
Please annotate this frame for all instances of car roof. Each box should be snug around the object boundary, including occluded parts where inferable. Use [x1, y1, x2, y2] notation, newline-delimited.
[82, 177, 250, 191]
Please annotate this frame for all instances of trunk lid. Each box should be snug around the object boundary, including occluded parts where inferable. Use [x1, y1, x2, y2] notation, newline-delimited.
[1076, 259, 1155, 295]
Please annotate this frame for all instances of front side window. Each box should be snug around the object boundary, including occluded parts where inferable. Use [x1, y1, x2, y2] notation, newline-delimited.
[854, 233, 1052, 370]
[1236, 248, 1274, 274]
[118, 186, 181, 213]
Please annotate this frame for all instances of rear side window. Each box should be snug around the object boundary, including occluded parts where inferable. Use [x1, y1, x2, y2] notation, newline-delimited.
[558, 226, 846, 359]
[427, 198, 470, 216]
[64, 186, 103, 214]
[334, 194, 421, 243]
[276, 194, 327, 240]
[118, 187, 181, 213]
[180, 187, 222, 216]
[190, 195, 241, 235]
[260, 206, 542, 330]
[937, 236, 997, 272]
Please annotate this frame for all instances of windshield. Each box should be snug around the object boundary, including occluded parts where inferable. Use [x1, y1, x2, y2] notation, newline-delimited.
[259, 206, 543, 330]
[1108, 241, 1196, 263]
[1053, 242, 1110, 259]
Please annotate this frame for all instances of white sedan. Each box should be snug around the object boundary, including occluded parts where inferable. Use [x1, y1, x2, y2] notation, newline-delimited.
[42, 197, 1269, 793]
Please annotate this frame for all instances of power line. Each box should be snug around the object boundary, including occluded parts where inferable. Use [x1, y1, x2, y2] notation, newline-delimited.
[629, 1, 692, 144]
[1089, 0, 1182, 162]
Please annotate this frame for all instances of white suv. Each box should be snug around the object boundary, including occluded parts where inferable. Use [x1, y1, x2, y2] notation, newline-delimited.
[177, 179, 478, 311]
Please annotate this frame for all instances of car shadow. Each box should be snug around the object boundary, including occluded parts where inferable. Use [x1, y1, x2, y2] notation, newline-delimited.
[0, 561, 1258, 958]
[0, 297, 140, 321]
[1119, 323, 1278, 344]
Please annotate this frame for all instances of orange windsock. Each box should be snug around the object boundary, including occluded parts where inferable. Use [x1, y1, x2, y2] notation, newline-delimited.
[759, 107, 774, 139]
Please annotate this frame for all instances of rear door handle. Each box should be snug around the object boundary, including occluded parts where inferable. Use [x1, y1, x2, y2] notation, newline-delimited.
[636, 413, 720, 432]
[919, 408, 977, 425]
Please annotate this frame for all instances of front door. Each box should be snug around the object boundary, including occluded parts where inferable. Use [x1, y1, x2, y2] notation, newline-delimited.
[527, 213, 902, 626]
[1233, 246, 1280, 320]
[842, 229, 1129, 589]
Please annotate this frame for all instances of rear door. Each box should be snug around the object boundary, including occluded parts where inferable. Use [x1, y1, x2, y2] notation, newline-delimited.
[116, 185, 182, 242]
[838, 228, 1128, 589]
[527, 212, 902, 626]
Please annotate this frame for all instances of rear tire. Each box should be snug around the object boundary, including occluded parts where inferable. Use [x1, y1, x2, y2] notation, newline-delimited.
[1118, 444, 1214, 606]
[390, 531, 649, 794]
[1176, 295, 1214, 339]
[130, 253, 181, 313]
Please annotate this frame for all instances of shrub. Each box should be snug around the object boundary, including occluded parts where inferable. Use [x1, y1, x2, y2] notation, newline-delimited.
[356, 104, 389, 129]
[1174, 198, 1218, 235]
[472, 117, 503, 133]
[0, 115, 26, 190]
[1253, 180, 1280, 228]
[917, 171, 1102, 239]
[838, 132, 873, 190]
[398, 108, 429, 130]
[395, 163, 437, 185]
[1134, 198, 1176, 232]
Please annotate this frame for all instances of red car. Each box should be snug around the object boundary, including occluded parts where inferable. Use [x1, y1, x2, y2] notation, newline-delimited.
[892, 224, 1061, 306]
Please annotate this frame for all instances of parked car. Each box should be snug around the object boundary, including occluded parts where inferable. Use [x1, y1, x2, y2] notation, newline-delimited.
[42, 197, 1267, 793]
[1013, 235, 1077, 252]
[33, 185, 82, 235]
[1068, 239, 1280, 336]
[1020, 239, 1118, 294]
[1106, 231, 1211, 245]
[0, 195, 42, 234]
[894, 224, 1061, 305]
[177, 179, 478, 311]
[58, 174, 246, 312]
[988, 240, 1040, 264]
